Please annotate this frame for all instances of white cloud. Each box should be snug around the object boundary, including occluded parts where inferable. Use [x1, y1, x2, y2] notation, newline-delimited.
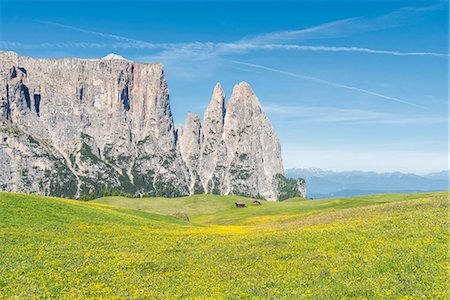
[264, 104, 447, 124]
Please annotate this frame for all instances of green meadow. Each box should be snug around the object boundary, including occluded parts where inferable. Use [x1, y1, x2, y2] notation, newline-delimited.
[0, 191, 448, 299]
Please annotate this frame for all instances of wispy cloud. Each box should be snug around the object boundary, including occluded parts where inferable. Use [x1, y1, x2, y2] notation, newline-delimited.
[359, 3, 445, 31]
[232, 60, 425, 109]
[2, 40, 447, 58]
[3, 4, 447, 60]
[0, 41, 111, 49]
[265, 104, 446, 124]
[242, 18, 358, 43]
[38, 20, 152, 45]
[249, 45, 449, 57]
[242, 3, 445, 44]
[232, 66, 262, 74]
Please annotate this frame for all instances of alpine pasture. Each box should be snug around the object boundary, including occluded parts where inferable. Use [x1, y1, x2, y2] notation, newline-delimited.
[0, 191, 448, 298]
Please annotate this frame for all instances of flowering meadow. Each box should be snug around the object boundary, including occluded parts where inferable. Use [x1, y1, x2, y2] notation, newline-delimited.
[0, 191, 448, 298]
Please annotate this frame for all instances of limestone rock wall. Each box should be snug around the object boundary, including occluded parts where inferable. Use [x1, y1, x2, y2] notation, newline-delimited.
[0, 51, 189, 198]
[178, 82, 291, 201]
[0, 51, 305, 200]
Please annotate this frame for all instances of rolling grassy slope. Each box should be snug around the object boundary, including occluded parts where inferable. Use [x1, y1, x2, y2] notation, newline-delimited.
[1, 191, 448, 298]
[94, 192, 441, 226]
[93, 194, 255, 217]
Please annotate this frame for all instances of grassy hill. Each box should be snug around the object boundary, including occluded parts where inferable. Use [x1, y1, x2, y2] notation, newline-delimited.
[93, 194, 256, 218]
[93, 192, 442, 225]
[0, 191, 448, 298]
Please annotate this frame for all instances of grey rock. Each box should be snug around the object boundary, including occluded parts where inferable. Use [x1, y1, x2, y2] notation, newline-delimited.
[222, 82, 285, 200]
[178, 81, 306, 201]
[0, 118, 77, 197]
[179, 112, 203, 194]
[0, 51, 189, 198]
[0, 51, 306, 200]
[199, 83, 227, 195]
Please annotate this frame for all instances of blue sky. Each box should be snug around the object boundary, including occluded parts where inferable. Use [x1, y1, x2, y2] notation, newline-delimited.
[1, 0, 448, 173]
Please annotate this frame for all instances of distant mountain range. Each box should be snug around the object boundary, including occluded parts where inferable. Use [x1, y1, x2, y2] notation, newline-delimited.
[286, 168, 449, 199]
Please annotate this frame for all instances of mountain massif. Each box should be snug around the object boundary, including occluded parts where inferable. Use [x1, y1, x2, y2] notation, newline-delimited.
[0, 51, 305, 201]
[286, 168, 447, 199]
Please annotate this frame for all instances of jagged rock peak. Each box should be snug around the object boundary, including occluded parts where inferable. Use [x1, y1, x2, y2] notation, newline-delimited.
[234, 81, 254, 95]
[228, 81, 262, 109]
[221, 81, 284, 200]
[226, 81, 264, 121]
[204, 82, 226, 126]
[178, 112, 203, 194]
[211, 82, 225, 103]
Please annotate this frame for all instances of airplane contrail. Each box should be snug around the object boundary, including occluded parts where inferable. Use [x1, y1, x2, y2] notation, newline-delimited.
[232, 60, 426, 109]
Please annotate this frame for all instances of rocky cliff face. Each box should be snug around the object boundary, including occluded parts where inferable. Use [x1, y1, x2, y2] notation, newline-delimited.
[0, 51, 305, 200]
[199, 83, 227, 195]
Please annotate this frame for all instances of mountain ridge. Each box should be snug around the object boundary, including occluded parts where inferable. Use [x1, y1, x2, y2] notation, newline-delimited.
[286, 168, 448, 198]
[0, 51, 305, 201]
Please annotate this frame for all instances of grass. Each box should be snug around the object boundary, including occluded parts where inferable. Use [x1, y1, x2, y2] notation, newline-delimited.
[0, 191, 448, 298]
[94, 192, 441, 225]
[93, 194, 255, 217]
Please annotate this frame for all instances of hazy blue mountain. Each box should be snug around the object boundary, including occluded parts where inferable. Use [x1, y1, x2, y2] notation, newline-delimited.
[422, 170, 449, 181]
[286, 168, 449, 199]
